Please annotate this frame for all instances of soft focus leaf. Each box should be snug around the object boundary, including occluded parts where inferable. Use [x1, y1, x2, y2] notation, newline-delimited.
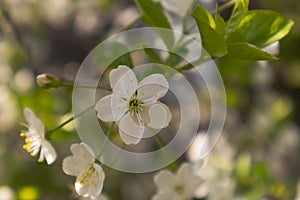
[135, 0, 174, 48]
[223, 43, 278, 61]
[95, 41, 133, 68]
[215, 6, 226, 37]
[236, 153, 251, 181]
[226, 0, 249, 34]
[143, 47, 162, 63]
[192, 5, 227, 58]
[192, 5, 216, 28]
[135, 0, 172, 29]
[227, 10, 294, 48]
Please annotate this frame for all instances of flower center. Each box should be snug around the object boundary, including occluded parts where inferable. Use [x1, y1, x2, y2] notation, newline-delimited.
[76, 164, 97, 187]
[174, 184, 185, 195]
[128, 95, 143, 112]
[20, 131, 41, 158]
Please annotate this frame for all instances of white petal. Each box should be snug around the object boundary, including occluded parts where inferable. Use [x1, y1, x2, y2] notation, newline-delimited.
[95, 94, 128, 122]
[110, 65, 138, 99]
[75, 164, 104, 198]
[62, 156, 86, 176]
[109, 65, 131, 88]
[42, 140, 57, 165]
[154, 170, 175, 192]
[137, 74, 169, 103]
[176, 163, 194, 182]
[70, 143, 95, 163]
[139, 106, 151, 125]
[176, 163, 202, 197]
[147, 103, 172, 129]
[118, 113, 144, 145]
[90, 164, 105, 198]
[23, 108, 45, 138]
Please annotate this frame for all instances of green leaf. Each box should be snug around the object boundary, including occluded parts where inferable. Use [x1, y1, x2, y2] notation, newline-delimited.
[192, 5, 216, 28]
[95, 41, 133, 68]
[215, 6, 226, 36]
[226, 0, 249, 34]
[135, 0, 172, 29]
[222, 43, 278, 61]
[227, 10, 294, 48]
[135, 0, 174, 48]
[192, 6, 227, 58]
[143, 47, 162, 63]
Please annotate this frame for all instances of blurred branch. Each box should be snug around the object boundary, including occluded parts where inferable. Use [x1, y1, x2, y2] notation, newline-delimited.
[0, 1, 34, 67]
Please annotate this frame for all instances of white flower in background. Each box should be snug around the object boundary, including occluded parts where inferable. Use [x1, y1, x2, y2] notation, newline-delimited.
[0, 85, 18, 133]
[0, 64, 12, 84]
[14, 68, 34, 92]
[0, 185, 15, 200]
[188, 133, 236, 200]
[95, 65, 172, 145]
[152, 163, 202, 200]
[20, 108, 57, 165]
[63, 143, 105, 199]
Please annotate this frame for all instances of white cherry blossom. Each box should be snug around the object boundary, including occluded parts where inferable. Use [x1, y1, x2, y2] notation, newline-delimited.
[63, 143, 105, 199]
[152, 163, 202, 200]
[20, 108, 57, 164]
[95, 65, 172, 145]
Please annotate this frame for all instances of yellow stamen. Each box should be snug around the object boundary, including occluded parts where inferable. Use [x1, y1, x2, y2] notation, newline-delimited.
[25, 138, 31, 143]
[30, 152, 37, 156]
[20, 132, 27, 137]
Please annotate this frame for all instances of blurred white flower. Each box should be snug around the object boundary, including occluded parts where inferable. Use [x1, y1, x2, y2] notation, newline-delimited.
[188, 134, 236, 200]
[42, 0, 72, 28]
[0, 85, 18, 133]
[63, 143, 105, 199]
[152, 163, 202, 200]
[95, 65, 172, 145]
[0, 64, 13, 84]
[20, 108, 57, 164]
[0, 185, 15, 200]
[14, 68, 34, 92]
[74, 9, 102, 36]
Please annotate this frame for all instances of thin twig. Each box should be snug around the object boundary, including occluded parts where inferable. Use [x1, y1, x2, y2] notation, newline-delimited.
[0, 2, 33, 66]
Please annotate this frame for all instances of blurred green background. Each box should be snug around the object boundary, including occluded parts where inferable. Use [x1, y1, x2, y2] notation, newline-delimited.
[0, 0, 299, 199]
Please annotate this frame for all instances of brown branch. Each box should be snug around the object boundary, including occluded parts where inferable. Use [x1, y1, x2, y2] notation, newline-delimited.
[0, 1, 35, 67]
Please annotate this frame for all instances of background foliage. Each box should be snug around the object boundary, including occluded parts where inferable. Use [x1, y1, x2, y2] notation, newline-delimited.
[0, 0, 299, 199]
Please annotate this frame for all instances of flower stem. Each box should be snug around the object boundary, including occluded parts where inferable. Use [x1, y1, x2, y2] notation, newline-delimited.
[154, 134, 178, 171]
[214, 0, 236, 14]
[99, 122, 115, 155]
[46, 104, 95, 138]
[176, 54, 210, 72]
[119, 15, 141, 32]
[106, 142, 125, 175]
[60, 82, 112, 91]
[154, 134, 165, 149]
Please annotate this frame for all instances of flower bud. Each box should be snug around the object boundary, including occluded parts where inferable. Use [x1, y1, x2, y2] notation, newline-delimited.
[36, 74, 61, 89]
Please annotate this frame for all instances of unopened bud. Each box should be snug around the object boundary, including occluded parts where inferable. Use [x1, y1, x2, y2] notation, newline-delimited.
[36, 74, 61, 89]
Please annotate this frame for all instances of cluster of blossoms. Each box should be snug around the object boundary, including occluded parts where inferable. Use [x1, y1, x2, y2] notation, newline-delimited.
[20, 107, 105, 199]
[22, 65, 207, 199]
